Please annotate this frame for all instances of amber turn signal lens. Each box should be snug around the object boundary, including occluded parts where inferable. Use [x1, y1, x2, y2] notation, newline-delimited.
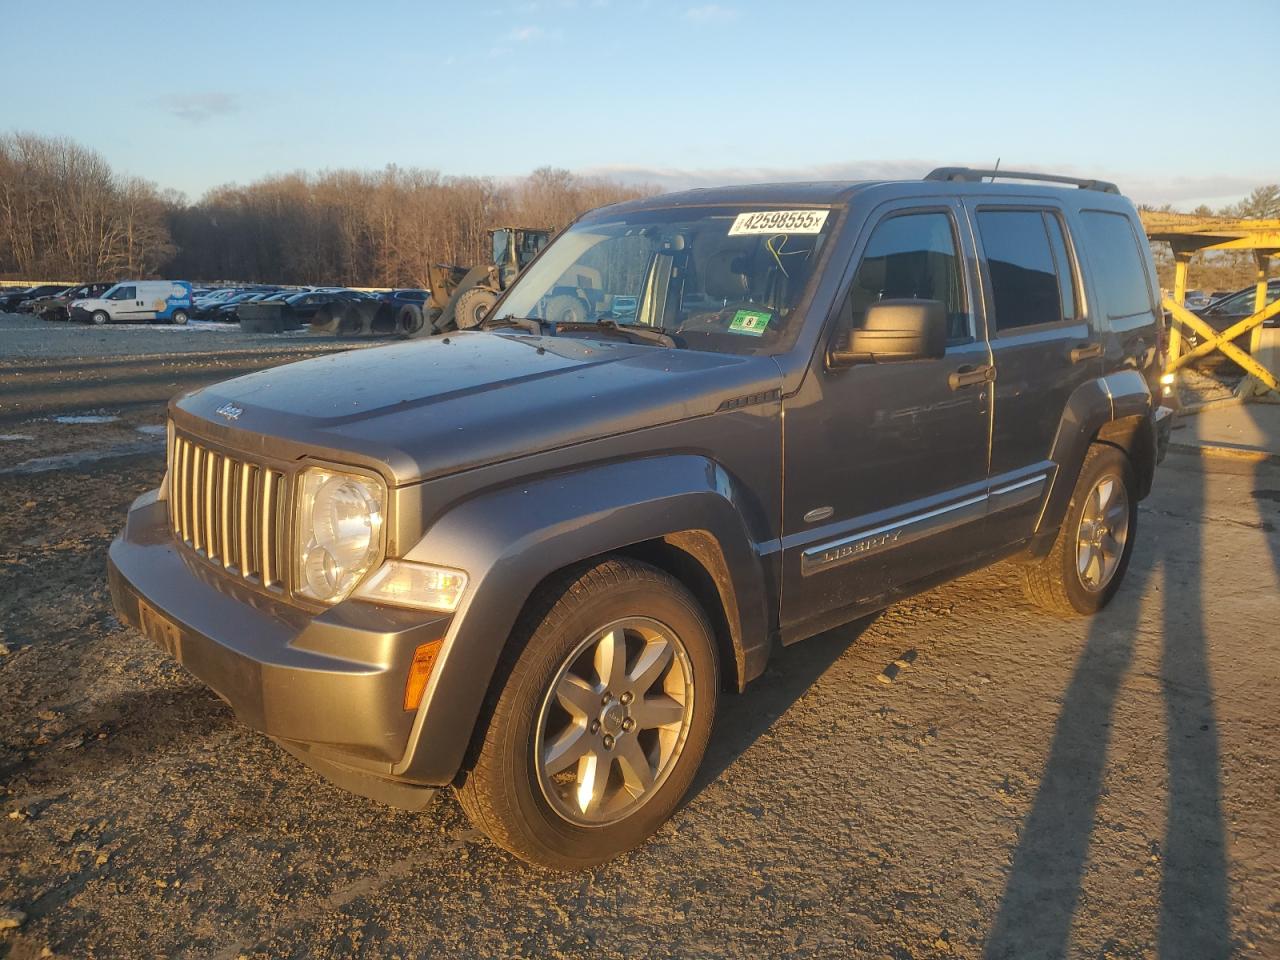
[403, 639, 444, 712]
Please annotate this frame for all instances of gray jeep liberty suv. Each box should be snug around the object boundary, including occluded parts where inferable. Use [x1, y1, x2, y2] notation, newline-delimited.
[109, 168, 1174, 868]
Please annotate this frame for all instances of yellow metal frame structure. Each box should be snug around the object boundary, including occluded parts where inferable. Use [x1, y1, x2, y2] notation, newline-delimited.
[1141, 211, 1279, 394]
[1162, 297, 1280, 390]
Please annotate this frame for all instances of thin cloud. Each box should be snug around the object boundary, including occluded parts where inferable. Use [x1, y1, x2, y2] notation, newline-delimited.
[491, 23, 559, 56]
[684, 4, 737, 22]
[156, 92, 241, 123]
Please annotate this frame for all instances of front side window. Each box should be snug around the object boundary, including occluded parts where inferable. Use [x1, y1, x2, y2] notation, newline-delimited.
[110, 286, 135, 300]
[977, 210, 1065, 331]
[837, 211, 969, 342]
[492, 230, 510, 267]
[496, 205, 837, 356]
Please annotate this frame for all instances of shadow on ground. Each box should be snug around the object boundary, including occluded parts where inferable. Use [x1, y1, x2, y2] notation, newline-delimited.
[985, 453, 1235, 958]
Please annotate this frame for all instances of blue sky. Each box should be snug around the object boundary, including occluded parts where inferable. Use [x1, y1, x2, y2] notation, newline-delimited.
[4, 0, 1274, 208]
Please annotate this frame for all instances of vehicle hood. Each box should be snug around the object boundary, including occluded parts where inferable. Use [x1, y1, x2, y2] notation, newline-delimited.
[173, 331, 783, 485]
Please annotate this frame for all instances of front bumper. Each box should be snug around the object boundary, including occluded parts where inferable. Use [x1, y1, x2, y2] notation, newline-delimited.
[108, 489, 450, 805]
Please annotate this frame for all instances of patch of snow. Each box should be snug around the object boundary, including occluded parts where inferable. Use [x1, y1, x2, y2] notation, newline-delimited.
[52, 414, 120, 424]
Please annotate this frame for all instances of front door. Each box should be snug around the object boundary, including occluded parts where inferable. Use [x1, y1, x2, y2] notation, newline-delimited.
[779, 202, 993, 642]
[107, 285, 139, 321]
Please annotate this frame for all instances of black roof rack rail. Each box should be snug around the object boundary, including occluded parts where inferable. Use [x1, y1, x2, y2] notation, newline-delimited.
[924, 167, 1120, 195]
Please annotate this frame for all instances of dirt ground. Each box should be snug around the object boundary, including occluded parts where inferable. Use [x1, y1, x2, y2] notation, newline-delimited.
[0, 320, 1277, 959]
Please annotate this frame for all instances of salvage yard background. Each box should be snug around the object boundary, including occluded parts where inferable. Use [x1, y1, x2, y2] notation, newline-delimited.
[0, 311, 1277, 958]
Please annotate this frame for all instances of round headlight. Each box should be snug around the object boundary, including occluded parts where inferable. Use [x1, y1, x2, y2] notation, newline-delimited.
[296, 469, 384, 602]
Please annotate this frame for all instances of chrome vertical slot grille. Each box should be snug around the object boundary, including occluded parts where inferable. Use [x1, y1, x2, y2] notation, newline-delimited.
[168, 430, 287, 590]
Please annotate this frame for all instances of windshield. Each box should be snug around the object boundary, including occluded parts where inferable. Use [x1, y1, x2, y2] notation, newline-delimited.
[496, 205, 837, 355]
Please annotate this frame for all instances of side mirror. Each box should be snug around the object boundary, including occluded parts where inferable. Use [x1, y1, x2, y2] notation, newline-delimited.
[828, 299, 948, 367]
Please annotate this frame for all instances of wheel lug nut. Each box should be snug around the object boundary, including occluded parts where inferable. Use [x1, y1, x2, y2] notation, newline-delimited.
[603, 735, 615, 750]
[620, 692, 633, 705]
[602, 693, 611, 705]
[622, 718, 634, 732]
[590, 720, 600, 733]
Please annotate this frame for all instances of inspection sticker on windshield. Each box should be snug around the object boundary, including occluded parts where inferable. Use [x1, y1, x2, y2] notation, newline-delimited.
[728, 209, 829, 236]
[729, 309, 772, 336]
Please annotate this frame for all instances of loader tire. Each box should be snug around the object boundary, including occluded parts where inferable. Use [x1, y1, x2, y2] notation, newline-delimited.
[455, 287, 498, 329]
[544, 294, 586, 326]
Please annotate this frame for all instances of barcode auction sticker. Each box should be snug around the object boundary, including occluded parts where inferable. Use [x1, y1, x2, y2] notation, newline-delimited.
[728, 209, 829, 236]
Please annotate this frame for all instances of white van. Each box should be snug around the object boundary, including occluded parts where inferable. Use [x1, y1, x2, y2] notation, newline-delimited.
[70, 281, 194, 325]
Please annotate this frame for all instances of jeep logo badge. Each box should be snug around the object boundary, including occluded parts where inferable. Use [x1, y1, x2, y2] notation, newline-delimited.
[215, 402, 244, 421]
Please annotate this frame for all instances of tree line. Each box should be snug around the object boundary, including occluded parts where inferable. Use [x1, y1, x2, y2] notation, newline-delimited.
[0, 133, 178, 281]
[2, 130, 1275, 294]
[0, 133, 653, 287]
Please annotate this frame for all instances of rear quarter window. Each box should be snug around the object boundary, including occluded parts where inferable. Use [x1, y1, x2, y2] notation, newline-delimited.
[1079, 211, 1153, 320]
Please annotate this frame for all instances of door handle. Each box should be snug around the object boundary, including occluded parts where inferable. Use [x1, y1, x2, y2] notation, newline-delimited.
[948, 363, 995, 390]
[1069, 342, 1103, 363]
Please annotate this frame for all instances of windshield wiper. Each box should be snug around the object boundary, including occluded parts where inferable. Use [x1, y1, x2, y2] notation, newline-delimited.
[557, 318, 678, 348]
[480, 314, 549, 335]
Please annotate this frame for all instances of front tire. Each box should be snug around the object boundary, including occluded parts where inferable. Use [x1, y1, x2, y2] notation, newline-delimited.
[455, 558, 719, 869]
[1022, 443, 1137, 615]
[91, 310, 109, 326]
[454, 286, 498, 329]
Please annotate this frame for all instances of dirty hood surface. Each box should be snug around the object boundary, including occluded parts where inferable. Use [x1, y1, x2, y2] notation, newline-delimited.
[174, 332, 780, 484]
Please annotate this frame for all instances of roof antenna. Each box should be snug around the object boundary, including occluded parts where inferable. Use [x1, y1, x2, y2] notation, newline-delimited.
[988, 158, 1001, 183]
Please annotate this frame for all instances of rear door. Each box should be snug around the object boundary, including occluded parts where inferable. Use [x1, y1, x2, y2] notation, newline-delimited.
[965, 202, 1099, 546]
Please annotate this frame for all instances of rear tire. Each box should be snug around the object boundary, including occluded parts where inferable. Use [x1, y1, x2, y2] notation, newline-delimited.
[171, 309, 189, 325]
[455, 558, 719, 869]
[1022, 443, 1137, 616]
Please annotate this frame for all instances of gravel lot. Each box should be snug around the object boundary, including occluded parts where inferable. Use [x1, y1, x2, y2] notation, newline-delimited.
[1, 321, 1277, 959]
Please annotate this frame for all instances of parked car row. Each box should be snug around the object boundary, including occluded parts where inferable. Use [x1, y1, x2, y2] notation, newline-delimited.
[1, 280, 429, 330]
[18, 282, 114, 320]
[0, 281, 195, 324]
[190, 286, 428, 324]
[0, 284, 89, 314]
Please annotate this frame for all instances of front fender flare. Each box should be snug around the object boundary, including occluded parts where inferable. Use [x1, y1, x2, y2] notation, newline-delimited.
[392, 454, 771, 784]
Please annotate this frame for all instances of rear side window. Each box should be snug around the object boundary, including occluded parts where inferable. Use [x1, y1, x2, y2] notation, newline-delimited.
[976, 210, 1065, 331]
[1079, 211, 1153, 320]
[840, 211, 970, 341]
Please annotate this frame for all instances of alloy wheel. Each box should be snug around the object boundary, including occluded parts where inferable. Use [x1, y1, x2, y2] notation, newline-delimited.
[534, 617, 694, 826]
[1075, 473, 1129, 591]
